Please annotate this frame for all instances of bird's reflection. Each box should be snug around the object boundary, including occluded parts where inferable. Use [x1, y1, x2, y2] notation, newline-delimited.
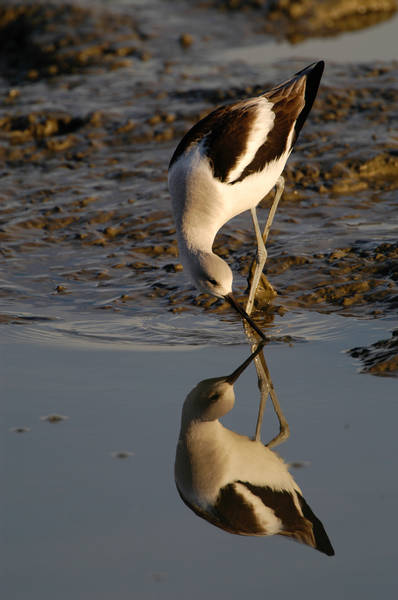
[175, 344, 334, 556]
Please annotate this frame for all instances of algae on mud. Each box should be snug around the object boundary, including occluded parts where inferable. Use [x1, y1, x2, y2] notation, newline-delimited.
[0, 3, 149, 83]
[0, 0, 397, 374]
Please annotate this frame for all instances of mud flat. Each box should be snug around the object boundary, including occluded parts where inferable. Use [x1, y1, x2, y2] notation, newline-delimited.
[0, 1, 397, 373]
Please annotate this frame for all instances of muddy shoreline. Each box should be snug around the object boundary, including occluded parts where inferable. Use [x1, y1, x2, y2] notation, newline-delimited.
[0, 1, 397, 374]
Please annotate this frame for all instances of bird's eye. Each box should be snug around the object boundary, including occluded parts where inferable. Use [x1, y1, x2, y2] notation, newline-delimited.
[209, 392, 220, 402]
[208, 278, 218, 286]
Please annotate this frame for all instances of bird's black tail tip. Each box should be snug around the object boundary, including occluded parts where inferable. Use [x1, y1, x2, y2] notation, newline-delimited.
[297, 493, 335, 557]
[295, 60, 325, 79]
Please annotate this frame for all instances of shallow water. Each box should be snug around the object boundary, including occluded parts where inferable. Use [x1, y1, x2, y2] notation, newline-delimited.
[3, 314, 398, 598]
[2, 1, 398, 597]
[217, 11, 398, 64]
[1, 0, 397, 346]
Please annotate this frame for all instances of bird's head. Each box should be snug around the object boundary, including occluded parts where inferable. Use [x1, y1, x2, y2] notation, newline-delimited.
[190, 252, 233, 298]
[181, 343, 263, 424]
[179, 246, 267, 342]
[184, 376, 236, 423]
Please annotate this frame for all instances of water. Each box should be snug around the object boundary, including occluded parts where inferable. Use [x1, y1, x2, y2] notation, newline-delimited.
[3, 313, 398, 599]
[217, 12, 398, 63]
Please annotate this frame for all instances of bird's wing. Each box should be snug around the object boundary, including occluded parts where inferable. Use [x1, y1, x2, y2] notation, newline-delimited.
[169, 62, 324, 185]
[169, 100, 267, 184]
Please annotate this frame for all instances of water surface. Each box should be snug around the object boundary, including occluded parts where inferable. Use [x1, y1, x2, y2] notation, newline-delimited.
[3, 313, 398, 598]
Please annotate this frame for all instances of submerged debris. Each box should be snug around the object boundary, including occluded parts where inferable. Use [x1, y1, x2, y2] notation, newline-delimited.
[111, 451, 134, 459]
[349, 329, 398, 377]
[10, 426, 31, 433]
[40, 414, 69, 423]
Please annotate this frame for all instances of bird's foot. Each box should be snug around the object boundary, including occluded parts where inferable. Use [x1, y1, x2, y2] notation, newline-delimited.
[246, 260, 277, 311]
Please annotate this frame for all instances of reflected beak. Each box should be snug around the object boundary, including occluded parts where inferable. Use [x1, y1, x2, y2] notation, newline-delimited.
[226, 342, 264, 384]
[224, 293, 267, 342]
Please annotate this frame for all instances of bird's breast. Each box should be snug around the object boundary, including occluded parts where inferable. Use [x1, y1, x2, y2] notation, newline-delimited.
[170, 142, 290, 247]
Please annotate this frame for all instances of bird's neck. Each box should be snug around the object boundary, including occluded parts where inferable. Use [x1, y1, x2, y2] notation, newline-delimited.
[176, 225, 216, 285]
[178, 420, 228, 473]
[175, 420, 229, 505]
[172, 170, 222, 254]
[176, 212, 217, 255]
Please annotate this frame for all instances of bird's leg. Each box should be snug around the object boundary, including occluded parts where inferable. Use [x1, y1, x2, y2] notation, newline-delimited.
[249, 345, 289, 446]
[262, 175, 284, 247]
[259, 353, 290, 449]
[245, 278, 269, 442]
[246, 176, 285, 314]
[254, 364, 267, 442]
[243, 321, 268, 442]
[256, 175, 289, 446]
[245, 276, 289, 445]
[246, 206, 267, 316]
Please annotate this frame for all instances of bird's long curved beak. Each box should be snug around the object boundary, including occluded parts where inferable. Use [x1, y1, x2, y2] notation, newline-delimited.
[225, 341, 264, 384]
[224, 293, 267, 342]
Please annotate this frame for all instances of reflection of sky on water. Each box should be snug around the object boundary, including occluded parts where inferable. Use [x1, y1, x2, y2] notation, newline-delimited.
[3, 320, 398, 598]
[215, 13, 398, 64]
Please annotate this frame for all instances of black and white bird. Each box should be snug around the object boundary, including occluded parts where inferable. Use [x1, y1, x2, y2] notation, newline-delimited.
[168, 61, 324, 338]
[175, 345, 334, 556]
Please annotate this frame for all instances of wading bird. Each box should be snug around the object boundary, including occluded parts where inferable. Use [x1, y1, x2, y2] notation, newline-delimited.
[169, 61, 324, 339]
[175, 344, 334, 555]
